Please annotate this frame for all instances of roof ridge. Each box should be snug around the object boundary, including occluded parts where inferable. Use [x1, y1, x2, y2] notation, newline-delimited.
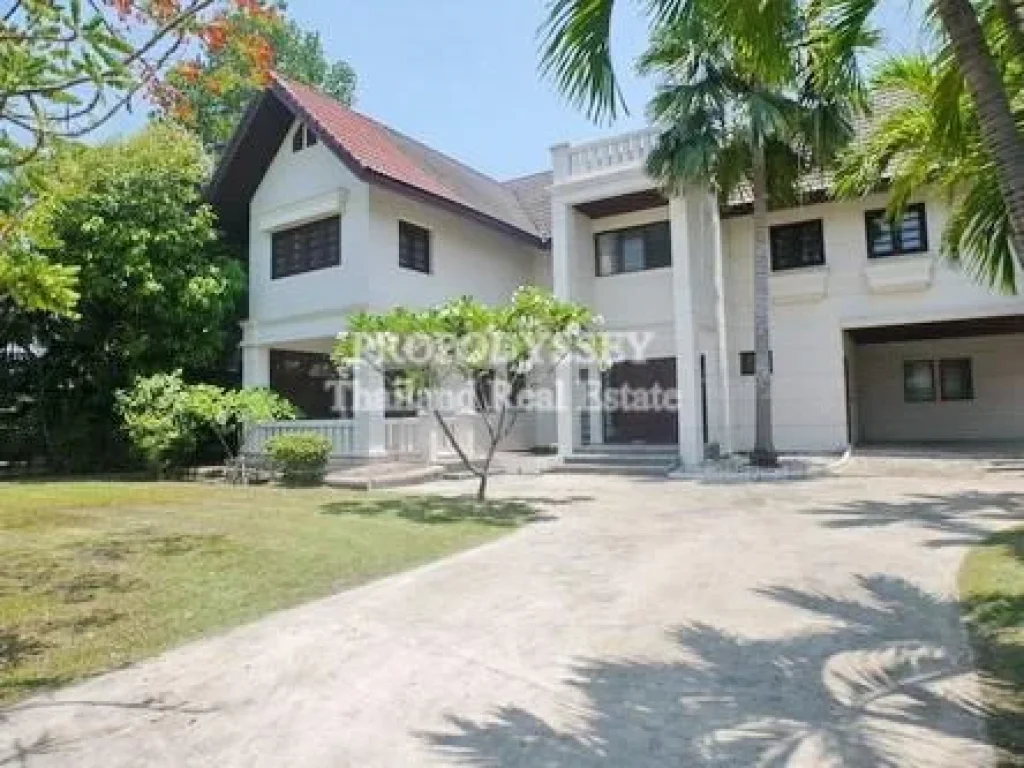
[274, 71, 514, 193]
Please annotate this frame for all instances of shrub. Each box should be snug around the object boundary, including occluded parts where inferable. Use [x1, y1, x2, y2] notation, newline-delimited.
[266, 433, 331, 487]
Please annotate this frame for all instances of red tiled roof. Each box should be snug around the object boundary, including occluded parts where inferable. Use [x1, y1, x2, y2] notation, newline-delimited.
[270, 74, 546, 242]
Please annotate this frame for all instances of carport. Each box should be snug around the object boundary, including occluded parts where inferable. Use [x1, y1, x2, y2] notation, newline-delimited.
[843, 314, 1024, 446]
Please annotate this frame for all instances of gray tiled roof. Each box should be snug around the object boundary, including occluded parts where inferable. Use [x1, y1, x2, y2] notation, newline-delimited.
[502, 171, 554, 239]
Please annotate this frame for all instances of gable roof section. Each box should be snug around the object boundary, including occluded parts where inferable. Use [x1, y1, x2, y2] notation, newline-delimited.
[208, 74, 549, 248]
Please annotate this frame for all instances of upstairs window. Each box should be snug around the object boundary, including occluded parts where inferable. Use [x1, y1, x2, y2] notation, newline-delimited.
[271, 216, 340, 279]
[399, 221, 431, 273]
[292, 123, 318, 152]
[865, 203, 928, 258]
[595, 221, 671, 276]
[770, 219, 825, 271]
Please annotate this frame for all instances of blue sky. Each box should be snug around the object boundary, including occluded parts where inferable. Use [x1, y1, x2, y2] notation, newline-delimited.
[109, 0, 929, 179]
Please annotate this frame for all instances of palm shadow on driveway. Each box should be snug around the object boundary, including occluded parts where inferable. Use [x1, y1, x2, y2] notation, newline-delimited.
[806, 490, 1024, 550]
[422, 575, 1003, 767]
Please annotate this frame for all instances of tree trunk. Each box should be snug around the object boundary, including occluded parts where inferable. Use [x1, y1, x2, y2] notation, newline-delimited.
[934, 0, 1024, 268]
[750, 141, 777, 467]
[476, 472, 488, 502]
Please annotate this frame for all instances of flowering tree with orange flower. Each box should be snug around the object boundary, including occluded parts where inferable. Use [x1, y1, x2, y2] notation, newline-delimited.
[0, 0, 276, 167]
[0, 0, 273, 314]
[158, 1, 356, 153]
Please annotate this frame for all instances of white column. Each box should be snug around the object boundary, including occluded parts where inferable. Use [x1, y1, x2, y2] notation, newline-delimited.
[353, 362, 386, 458]
[552, 199, 576, 458]
[709, 196, 734, 454]
[242, 344, 270, 388]
[670, 194, 705, 467]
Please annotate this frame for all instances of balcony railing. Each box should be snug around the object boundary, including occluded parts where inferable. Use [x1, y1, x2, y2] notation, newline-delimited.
[553, 128, 660, 183]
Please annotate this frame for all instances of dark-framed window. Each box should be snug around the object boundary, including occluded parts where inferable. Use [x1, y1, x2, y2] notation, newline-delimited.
[269, 350, 339, 419]
[740, 351, 774, 376]
[939, 358, 974, 401]
[271, 216, 341, 279]
[865, 203, 928, 259]
[903, 358, 975, 403]
[292, 123, 318, 152]
[399, 221, 431, 273]
[595, 220, 671, 276]
[903, 360, 936, 402]
[770, 219, 825, 271]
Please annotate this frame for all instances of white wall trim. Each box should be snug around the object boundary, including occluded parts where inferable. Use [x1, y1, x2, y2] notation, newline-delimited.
[256, 187, 350, 233]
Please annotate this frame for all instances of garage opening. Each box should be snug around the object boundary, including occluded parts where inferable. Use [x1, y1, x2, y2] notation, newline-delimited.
[844, 315, 1024, 446]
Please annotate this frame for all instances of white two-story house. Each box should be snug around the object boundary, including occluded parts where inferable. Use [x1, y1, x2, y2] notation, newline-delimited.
[208, 74, 1024, 467]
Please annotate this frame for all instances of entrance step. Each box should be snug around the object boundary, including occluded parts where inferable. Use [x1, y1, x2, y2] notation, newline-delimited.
[553, 446, 679, 477]
[562, 452, 678, 467]
[553, 462, 675, 477]
[324, 462, 444, 491]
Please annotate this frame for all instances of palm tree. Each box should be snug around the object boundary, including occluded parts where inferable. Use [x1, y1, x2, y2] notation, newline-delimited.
[541, 0, 1024, 267]
[635, 7, 865, 465]
[837, 50, 1022, 291]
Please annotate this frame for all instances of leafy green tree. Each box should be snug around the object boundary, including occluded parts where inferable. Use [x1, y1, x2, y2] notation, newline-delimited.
[540, 0, 1024, 270]
[161, 3, 356, 152]
[334, 288, 604, 500]
[3, 124, 245, 471]
[0, 0, 276, 315]
[118, 371, 296, 477]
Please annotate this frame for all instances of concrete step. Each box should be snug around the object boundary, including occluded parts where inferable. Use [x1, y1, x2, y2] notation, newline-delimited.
[552, 461, 673, 477]
[324, 464, 444, 491]
[574, 444, 679, 455]
[563, 452, 678, 467]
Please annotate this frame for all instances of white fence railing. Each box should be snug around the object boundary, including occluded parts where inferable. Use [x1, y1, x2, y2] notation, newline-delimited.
[244, 420, 357, 458]
[385, 417, 421, 458]
[246, 410, 539, 464]
[566, 128, 660, 179]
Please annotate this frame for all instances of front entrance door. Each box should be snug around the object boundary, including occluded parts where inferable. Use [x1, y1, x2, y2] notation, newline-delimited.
[603, 357, 679, 444]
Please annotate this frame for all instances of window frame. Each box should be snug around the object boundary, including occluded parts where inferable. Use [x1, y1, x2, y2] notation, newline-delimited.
[864, 203, 929, 259]
[903, 360, 937, 403]
[271, 215, 341, 279]
[939, 358, 974, 401]
[739, 351, 774, 376]
[594, 220, 672, 277]
[769, 219, 826, 272]
[291, 124, 318, 152]
[398, 220, 432, 274]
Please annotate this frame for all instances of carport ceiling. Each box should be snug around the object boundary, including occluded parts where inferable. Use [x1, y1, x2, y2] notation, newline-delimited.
[849, 314, 1024, 344]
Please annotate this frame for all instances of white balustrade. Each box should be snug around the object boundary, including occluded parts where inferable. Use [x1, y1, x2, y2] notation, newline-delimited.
[244, 420, 357, 458]
[562, 128, 660, 180]
[385, 418, 421, 458]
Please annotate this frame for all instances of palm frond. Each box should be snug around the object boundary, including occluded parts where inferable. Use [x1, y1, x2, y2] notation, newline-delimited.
[944, 172, 1019, 293]
[539, 0, 626, 122]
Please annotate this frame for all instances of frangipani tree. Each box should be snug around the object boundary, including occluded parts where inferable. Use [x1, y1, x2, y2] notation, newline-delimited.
[638, 5, 868, 465]
[333, 287, 606, 500]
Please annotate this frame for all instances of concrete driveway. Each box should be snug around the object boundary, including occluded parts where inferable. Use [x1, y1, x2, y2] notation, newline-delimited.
[3, 460, 1023, 767]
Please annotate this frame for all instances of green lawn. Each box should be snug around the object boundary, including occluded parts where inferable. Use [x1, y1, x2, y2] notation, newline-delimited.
[0, 481, 534, 705]
[959, 526, 1024, 766]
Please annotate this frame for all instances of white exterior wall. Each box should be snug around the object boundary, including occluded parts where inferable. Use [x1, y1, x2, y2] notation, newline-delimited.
[365, 186, 544, 310]
[856, 334, 1024, 442]
[242, 120, 1024, 457]
[242, 119, 555, 451]
[590, 207, 675, 349]
[721, 192, 1024, 452]
[247, 121, 372, 347]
